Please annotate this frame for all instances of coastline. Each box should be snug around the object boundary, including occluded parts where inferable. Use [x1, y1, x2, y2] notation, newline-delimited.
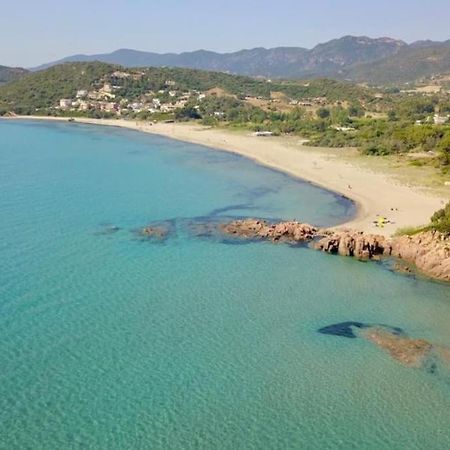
[5, 115, 448, 236]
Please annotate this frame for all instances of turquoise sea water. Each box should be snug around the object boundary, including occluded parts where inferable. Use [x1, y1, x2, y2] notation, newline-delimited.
[1, 120, 450, 449]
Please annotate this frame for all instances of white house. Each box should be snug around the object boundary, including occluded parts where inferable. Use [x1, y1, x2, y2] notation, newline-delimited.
[59, 99, 72, 109]
[434, 114, 449, 125]
[76, 90, 88, 98]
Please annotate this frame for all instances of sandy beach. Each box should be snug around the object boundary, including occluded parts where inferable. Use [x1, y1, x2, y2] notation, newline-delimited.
[6, 116, 449, 236]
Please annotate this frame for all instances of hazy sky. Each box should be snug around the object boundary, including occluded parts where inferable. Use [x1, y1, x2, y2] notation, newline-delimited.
[2, 0, 450, 67]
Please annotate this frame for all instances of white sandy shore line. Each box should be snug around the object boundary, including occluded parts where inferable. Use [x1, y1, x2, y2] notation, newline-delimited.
[5, 116, 449, 236]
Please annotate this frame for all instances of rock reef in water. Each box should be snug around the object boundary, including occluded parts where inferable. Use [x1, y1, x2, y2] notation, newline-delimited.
[94, 224, 121, 235]
[319, 321, 450, 375]
[318, 321, 403, 339]
[361, 326, 433, 368]
[318, 321, 371, 338]
[220, 219, 318, 243]
[219, 218, 450, 282]
[138, 224, 171, 240]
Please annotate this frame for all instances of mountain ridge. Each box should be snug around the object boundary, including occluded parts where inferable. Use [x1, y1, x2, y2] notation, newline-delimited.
[31, 35, 407, 77]
[21, 35, 450, 84]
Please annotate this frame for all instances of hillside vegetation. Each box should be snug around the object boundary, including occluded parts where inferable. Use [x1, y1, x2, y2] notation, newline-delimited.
[430, 201, 450, 232]
[0, 65, 29, 85]
[1, 62, 450, 173]
[0, 62, 115, 112]
[0, 62, 368, 114]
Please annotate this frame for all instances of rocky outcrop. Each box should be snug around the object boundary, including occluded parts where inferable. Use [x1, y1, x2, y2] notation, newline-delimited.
[220, 219, 318, 243]
[315, 229, 450, 281]
[313, 230, 389, 259]
[219, 218, 450, 282]
[390, 230, 450, 282]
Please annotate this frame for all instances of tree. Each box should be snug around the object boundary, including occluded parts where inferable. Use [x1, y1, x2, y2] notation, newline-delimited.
[437, 132, 450, 166]
[175, 106, 201, 121]
[430, 201, 450, 232]
[348, 104, 364, 117]
[317, 108, 330, 119]
[387, 110, 397, 121]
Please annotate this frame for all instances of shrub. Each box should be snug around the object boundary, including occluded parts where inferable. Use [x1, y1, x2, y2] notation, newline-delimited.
[430, 201, 450, 233]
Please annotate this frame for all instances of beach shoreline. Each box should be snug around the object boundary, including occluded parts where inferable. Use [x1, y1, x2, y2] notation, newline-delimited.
[4, 115, 448, 236]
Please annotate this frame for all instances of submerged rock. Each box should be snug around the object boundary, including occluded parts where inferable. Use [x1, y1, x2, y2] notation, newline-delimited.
[94, 224, 121, 235]
[318, 322, 403, 339]
[318, 321, 450, 377]
[141, 226, 168, 239]
[361, 327, 433, 368]
[318, 321, 369, 338]
[185, 220, 223, 239]
[137, 222, 172, 241]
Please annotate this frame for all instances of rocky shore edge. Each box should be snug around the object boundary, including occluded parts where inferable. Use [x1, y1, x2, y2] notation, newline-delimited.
[220, 219, 450, 282]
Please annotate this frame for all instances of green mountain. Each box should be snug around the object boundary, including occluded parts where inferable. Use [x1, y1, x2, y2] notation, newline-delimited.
[0, 65, 29, 85]
[0, 61, 370, 114]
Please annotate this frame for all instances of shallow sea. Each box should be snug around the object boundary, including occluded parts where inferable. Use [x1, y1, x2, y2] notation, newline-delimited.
[1, 120, 450, 449]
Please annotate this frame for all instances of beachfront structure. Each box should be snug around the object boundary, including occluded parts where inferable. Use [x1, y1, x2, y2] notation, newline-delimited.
[101, 84, 113, 94]
[254, 131, 274, 137]
[76, 90, 88, 99]
[111, 71, 130, 79]
[333, 126, 356, 132]
[59, 99, 72, 109]
[130, 102, 144, 112]
[434, 114, 449, 125]
[78, 100, 90, 111]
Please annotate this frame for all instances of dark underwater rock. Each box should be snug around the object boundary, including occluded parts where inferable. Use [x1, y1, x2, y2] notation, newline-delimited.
[94, 224, 121, 235]
[318, 321, 369, 338]
[317, 321, 450, 375]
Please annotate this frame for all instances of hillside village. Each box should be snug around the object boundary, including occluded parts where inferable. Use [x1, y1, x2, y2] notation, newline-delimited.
[49, 66, 450, 126]
[58, 70, 194, 116]
[55, 70, 450, 128]
[55, 69, 350, 120]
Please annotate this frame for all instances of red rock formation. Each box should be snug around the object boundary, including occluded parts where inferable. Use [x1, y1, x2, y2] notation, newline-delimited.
[390, 231, 450, 282]
[219, 218, 450, 282]
[314, 229, 450, 281]
[313, 230, 389, 259]
[220, 219, 318, 243]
